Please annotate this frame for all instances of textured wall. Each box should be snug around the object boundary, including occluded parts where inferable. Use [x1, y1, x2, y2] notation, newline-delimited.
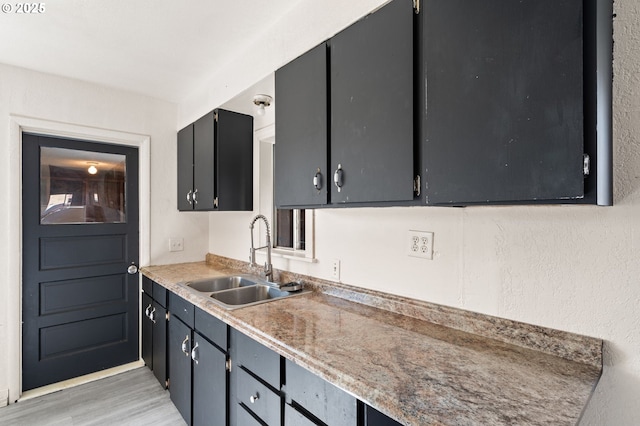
[207, 0, 640, 423]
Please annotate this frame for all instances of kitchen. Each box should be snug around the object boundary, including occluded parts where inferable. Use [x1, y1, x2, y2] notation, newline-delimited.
[0, 0, 638, 424]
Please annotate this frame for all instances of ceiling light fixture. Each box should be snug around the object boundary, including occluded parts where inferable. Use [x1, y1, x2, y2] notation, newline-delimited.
[253, 94, 272, 116]
[87, 162, 98, 175]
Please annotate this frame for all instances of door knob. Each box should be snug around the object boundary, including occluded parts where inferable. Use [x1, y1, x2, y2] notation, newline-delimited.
[127, 263, 138, 275]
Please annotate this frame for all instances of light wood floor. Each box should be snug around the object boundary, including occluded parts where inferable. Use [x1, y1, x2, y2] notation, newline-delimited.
[0, 367, 186, 426]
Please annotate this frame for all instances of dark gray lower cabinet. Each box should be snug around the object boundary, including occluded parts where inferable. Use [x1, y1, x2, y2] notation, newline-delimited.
[142, 277, 167, 389]
[284, 359, 358, 425]
[142, 292, 153, 369]
[168, 295, 228, 426]
[168, 315, 193, 423]
[152, 286, 404, 426]
[230, 328, 282, 426]
[192, 332, 227, 426]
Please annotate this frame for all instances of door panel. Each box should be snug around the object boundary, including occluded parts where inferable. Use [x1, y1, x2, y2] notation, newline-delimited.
[40, 274, 126, 315]
[22, 133, 139, 391]
[39, 234, 126, 269]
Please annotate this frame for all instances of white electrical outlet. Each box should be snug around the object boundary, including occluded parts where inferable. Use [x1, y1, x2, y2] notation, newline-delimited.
[169, 238, 184, 252]
[331, 259, 341, 281]
[407, 230, 433, 259]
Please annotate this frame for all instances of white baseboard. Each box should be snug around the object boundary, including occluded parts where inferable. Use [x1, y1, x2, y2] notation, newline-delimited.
[0, 388, 8, 407]
[18, 360, 144, 402]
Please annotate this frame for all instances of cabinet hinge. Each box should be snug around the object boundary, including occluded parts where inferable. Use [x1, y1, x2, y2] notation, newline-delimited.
[583, 154, 591, 176]
[166, 378, 170, 389]
[414, 175, 421, 197]
[413, 0, 419, 14]
[167, 311, 171, 321]
[214, 110, 219, 122]
[213, 197, 219, 209]
[165, 312, 169, 320]
[225, 358, 232, 372]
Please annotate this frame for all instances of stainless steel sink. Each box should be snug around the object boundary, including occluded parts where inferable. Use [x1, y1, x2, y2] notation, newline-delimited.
[183, 274, 309, 309]
[211, 285, 292, 307]
[185, 275, 257, 292]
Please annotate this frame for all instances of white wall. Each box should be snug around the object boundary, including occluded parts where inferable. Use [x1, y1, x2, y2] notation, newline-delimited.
[0, 64, 209, 403]
[205, 0, 640, 424]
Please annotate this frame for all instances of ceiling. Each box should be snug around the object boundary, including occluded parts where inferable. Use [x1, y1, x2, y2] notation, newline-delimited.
[0, 0, 300, 104]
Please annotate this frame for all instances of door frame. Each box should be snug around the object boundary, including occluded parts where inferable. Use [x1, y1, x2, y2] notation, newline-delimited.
[7, 115, 151, 403]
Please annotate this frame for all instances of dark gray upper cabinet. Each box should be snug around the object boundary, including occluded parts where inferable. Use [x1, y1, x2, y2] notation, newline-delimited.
[275, 43, 328, 208]
[273, 0, 416, 209]
[419, 0, 612, 205]
[177, 108, 253, 211]
[330, 0, 415, 204]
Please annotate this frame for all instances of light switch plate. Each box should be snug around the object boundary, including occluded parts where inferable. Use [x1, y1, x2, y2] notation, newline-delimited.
[331, 259, 341, 281]
[169, 238, 184, 252]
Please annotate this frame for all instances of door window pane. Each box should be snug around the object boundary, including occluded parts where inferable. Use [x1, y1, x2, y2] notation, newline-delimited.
[40, 147, 126, 224]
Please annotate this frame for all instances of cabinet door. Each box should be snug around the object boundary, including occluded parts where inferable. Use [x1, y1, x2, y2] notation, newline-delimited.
[169, 316, 192, 424]
[193, 111, 216, 211]
[275, 43, 328, 208]
[177, 124, 194, 211]
[420, 0, 584, 204]
[141, 292, 153, 370]
[192, 332, 227, 426]
[151, 302, 167, 389]
[215, 109, 253, 211]
[330, 0, 414, 204]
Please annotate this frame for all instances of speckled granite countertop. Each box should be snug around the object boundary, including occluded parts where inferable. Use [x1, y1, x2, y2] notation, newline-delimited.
[141, 256, 602, 426]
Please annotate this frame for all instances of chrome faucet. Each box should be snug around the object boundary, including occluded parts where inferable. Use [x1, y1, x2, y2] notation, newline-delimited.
[249, 214, 273, 282]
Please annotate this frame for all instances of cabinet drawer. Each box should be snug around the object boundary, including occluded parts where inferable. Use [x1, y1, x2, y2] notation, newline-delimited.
[285, 359, 358, 425]
[195, 306, 227, 351]
[169, 292, 194, 328]
[234, 330, 280, 388]
[237, 367, 281, 426]
[285, 404, 319, 426]
[152, 281, 167, 308]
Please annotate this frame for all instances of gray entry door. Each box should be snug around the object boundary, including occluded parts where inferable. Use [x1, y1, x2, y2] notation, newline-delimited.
[22, 133, 139, 391]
